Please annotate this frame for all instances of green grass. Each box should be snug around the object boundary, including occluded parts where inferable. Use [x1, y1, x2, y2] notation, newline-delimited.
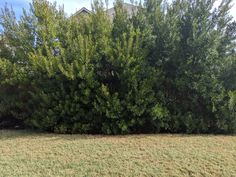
[0, 130, 236, 177]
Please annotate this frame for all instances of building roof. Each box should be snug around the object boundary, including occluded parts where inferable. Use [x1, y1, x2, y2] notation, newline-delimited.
[73, 7, 91, 16]
[74, 3, 137, 18]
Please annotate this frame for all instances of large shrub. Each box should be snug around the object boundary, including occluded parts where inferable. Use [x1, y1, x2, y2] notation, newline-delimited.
[0, 0, 235, 134]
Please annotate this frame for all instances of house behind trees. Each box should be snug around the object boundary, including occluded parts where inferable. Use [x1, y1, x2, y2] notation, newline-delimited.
[73, 3, 137, 21]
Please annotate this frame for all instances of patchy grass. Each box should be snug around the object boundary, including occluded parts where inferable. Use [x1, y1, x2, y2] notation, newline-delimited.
[0, 130, 236, 177]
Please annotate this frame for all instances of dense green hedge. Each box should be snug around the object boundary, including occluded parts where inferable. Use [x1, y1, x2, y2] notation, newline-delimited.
[0, 0, 236, 134]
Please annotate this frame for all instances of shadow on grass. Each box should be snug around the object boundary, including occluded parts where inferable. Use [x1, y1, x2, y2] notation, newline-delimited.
[0, 129, 123, 140]
[0, 129, 235, 141]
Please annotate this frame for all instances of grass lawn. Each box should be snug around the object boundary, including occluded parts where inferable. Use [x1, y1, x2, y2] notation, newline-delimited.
[0, 130, 236, 177]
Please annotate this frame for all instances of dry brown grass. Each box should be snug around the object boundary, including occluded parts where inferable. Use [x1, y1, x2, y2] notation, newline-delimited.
[0, 130, 236, 177]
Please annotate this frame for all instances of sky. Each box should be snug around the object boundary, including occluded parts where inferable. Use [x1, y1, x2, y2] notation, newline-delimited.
[0, 0, 235, 19]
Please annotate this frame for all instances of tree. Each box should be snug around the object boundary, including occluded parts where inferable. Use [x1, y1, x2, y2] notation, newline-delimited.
[0, 0, 235, 134]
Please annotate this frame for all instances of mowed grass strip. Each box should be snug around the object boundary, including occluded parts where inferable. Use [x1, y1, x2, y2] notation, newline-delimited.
[0, 130, 236, 177]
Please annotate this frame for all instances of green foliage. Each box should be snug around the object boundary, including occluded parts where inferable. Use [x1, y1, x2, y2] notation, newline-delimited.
[0, 0, 235, 134]
[0, 59, 29, 128]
